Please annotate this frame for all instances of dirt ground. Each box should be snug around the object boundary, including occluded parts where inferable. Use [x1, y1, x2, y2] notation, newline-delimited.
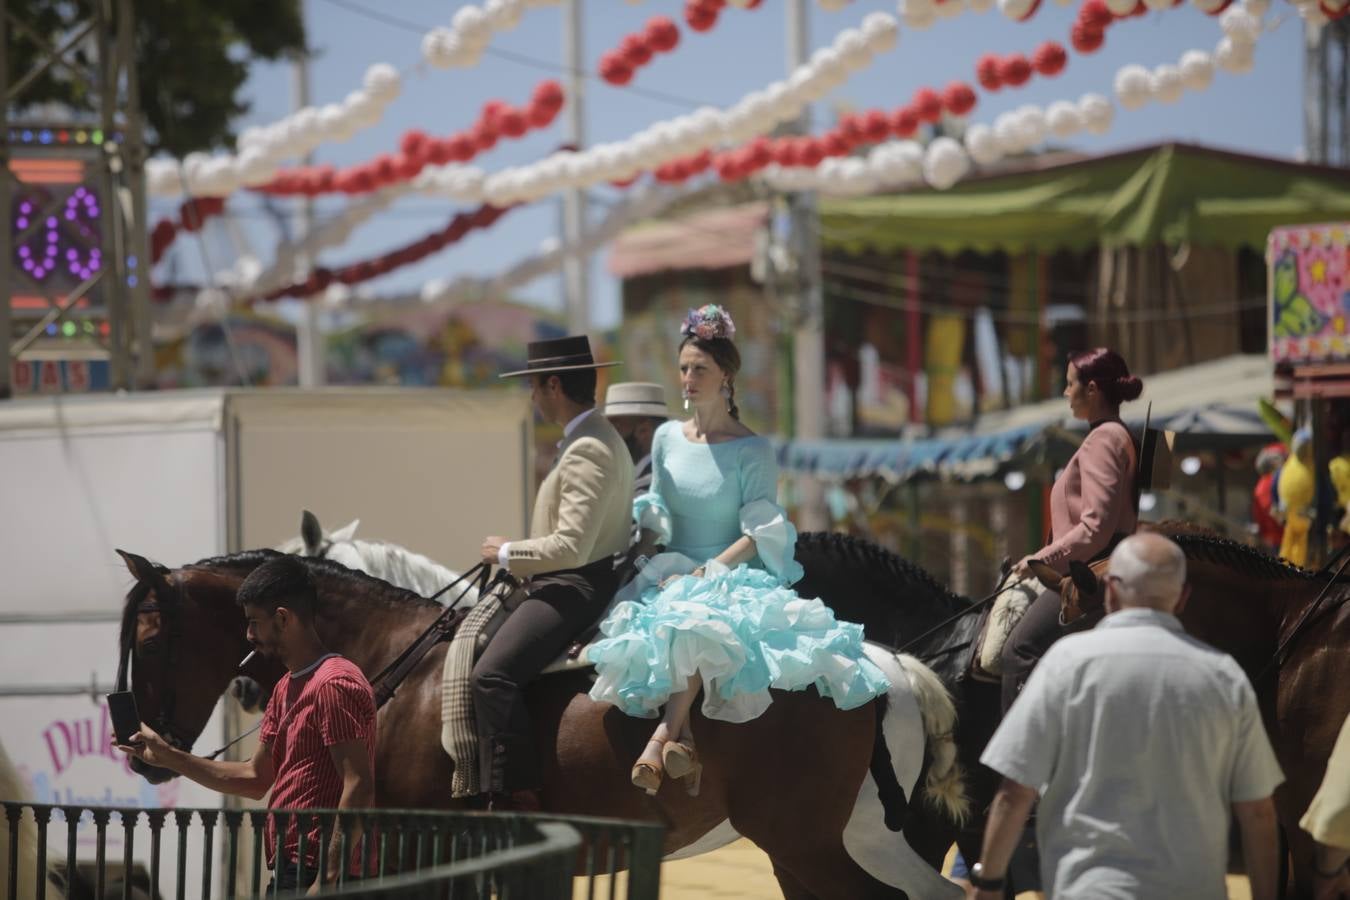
[578, 839, 1256, 899]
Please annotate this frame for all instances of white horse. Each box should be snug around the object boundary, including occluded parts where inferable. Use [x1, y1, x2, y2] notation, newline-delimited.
[0, 740, 66, 900]
[277, 511, 478, 604]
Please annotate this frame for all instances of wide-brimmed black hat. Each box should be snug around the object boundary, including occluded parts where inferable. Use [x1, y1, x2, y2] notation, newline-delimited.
[499, 335, 621, 378]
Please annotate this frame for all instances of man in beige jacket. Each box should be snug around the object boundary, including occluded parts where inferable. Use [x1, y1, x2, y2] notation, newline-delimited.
[475, 336, 634, 810]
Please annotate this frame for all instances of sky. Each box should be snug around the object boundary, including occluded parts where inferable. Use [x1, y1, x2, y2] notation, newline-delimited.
[159, 0, 1307, 330]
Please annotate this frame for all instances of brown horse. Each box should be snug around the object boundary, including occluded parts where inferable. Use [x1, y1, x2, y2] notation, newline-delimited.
[113, 547, 968, 900]
[1031, 525, 1350, 899]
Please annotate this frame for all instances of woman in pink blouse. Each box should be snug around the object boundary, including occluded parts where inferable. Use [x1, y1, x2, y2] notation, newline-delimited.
[1000, 348, 1143, 710]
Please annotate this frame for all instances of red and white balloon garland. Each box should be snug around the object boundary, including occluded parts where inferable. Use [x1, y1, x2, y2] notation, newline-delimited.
[149, 197, 226, 266]
[253, 81, 565, 198]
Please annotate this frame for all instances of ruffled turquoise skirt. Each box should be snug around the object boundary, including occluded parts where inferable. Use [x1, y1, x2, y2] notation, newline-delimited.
[586, 564, 891, 723]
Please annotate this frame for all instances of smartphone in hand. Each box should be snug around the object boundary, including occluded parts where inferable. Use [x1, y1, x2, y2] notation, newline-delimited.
[106, 691, 142, 745]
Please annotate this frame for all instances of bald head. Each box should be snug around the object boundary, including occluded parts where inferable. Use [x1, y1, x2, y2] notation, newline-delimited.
[1106, 533, 1187, 612]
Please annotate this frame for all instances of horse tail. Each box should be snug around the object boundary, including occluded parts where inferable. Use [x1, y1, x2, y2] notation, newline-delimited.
[896, 653, 968, 825]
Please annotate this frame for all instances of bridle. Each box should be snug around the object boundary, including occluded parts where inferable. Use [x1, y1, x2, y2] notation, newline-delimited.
[115, 571, 193, 755]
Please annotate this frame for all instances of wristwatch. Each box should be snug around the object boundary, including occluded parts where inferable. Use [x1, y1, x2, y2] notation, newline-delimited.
[968, 862, 1006, 891]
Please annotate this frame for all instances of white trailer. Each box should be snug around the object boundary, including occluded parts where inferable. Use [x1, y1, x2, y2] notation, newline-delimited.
[0, 387, 532, 895]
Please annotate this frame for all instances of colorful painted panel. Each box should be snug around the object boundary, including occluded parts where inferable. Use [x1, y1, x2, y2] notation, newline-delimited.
[1269, 224, 1350, 364]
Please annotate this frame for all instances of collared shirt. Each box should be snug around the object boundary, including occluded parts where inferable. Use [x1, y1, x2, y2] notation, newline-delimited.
[981, 608, 1284, 900]
[501, 408, 597, 566]
[260, 656, 376, 871]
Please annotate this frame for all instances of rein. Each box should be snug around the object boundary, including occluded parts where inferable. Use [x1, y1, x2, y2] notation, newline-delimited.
[119, 558, 497, 762]
[897, 567, 1016, 660]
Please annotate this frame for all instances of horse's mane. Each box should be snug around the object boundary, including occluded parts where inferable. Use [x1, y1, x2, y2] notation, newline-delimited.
[796, 531, 970, 613]
[187, 549, 443, 609]
[1146, 520, 1318, 582]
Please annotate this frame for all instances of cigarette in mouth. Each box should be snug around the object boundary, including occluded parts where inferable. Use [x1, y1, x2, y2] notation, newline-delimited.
[238, 650, 256, 670]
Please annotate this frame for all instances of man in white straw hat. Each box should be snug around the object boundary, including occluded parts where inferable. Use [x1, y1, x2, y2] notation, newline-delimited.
[602, 382, 670, 498]
[475, 336, 634, 811]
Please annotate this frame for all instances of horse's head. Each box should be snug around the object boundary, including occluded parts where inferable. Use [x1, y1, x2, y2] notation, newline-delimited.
[116, 550, 267, 784]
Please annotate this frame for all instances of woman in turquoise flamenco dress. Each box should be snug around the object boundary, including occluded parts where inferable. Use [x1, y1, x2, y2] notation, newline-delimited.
[587, 305, 891, 795]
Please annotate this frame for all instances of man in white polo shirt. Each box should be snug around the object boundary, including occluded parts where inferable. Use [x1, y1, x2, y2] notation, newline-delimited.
[971, 532, 1284, 900]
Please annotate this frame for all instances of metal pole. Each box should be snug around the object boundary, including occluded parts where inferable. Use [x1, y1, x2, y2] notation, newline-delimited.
[1307, 22, 1327, 163]
[293, 0, 326, 387]
[97, 0, 131, 390]
[119, 0, 153, 389]
[0, 4, 12, 399]
[562, 0, 590, 333]
[788, 0, 828, 531]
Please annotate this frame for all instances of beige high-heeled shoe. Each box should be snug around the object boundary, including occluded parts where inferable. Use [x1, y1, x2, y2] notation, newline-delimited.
[631, 739, 666, 796]
[662, 739, 702, 797]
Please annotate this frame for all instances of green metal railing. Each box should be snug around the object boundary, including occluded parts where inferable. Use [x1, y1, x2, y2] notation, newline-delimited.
[2, 802, 664, 899]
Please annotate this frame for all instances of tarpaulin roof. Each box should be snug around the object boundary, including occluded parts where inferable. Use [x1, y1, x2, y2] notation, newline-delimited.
[820, 143, 1350, 256]
[776, 355, 1279, 482]
[607, 202, 768, 278]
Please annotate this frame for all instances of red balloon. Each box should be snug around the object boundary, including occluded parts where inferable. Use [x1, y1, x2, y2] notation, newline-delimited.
[645, 16, 681, 52]
[1128, 0, 1147, 15]
[1070, 22, 1105, 53]
[399, 130, 430, 159]
[976, 53, 1003, 91]
[532, 80, 565, 111]
[999, 54, 1032, 88]
[394, 154, 420, 180]
[822, 132, 850, 157]
[748, 138, 773, 168]
[610, 175, 639, 188]
[862, 109, 891, 143]
[315, 168, 337, 192]
[912, 87, 943, 124]
[798, 139, 824, 167]
[684, 1, 718, 32]
[1032, 41, 1068, 77]
[599, 51, 634, 85]
[690, 149, 713, 172]
[775, 140, 801, 167]
[1078, 0, 1113, 28]
[840, 114, 868, 147]
[1011, 0, 1042, 18]
[498, 109, 528, 138]
[374, 154, 398, 183]
[471, 122, 499, 152]
[941, 82, 978, 117]
[621, 33, 653, 67]
[890, 106, 920, 138]
[480, 100, 508, 130]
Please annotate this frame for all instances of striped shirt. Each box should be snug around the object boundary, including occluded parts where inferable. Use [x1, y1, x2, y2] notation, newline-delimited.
[260, 654, 376, 871]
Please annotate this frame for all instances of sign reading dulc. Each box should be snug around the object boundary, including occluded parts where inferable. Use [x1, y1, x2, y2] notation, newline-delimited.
[1269, 223, 1350, 366]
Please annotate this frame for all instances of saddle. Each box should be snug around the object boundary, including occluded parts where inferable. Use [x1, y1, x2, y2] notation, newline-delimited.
[440, 537, 658, 798]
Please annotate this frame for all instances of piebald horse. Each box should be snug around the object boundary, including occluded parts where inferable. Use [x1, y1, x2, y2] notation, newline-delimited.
[114, 548, 967, 900]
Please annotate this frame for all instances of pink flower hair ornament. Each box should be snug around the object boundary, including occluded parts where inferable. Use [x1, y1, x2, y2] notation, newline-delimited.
[680, 304, 736, 341]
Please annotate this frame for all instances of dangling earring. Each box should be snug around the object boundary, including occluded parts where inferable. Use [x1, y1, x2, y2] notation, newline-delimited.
[721, 382, 732, 413]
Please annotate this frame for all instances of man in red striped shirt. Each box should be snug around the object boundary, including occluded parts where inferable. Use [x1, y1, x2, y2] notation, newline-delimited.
[116, 556, 376, 894]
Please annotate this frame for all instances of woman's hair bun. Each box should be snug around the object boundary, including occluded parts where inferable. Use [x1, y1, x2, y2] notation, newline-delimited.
[1116, 375, 1144, 402]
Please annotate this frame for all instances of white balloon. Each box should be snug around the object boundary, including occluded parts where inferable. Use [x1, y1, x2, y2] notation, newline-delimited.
[1219, 7, 1261, 44]
[451, 6, 492, 45]
[1017, 105, 1048, 147]
[1192, 0, 1229, 11]
[1046, 100, 1083, 137]
[998, 0, 1036, 19]
[923, 137, 970, 190]
[485, 0, 523, 31]
[900, 0, 939, 28]
[1242, 0, 1270, 14]
[968, 0, 998, 12]
[1178, 50, 1215, 91]
[835, 29, 871, 71]
[1215, 37, 1256, 72]
[860, 12, 900, 52]
[1150, 64, 1184, 103]
[422, 28, 460, 68]
[1078, 93, 1115, 134]
[1104, 0, 1136, 14]
[362, 63, 401, 103]
[992, 112, 1024, 154]
[964, 123, 1003, 165]
[1143, 0, 1173, 10]
[1114, 64, 1153, 110]
[237, 148, 276, 185]
[818, 0, 853, 9]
